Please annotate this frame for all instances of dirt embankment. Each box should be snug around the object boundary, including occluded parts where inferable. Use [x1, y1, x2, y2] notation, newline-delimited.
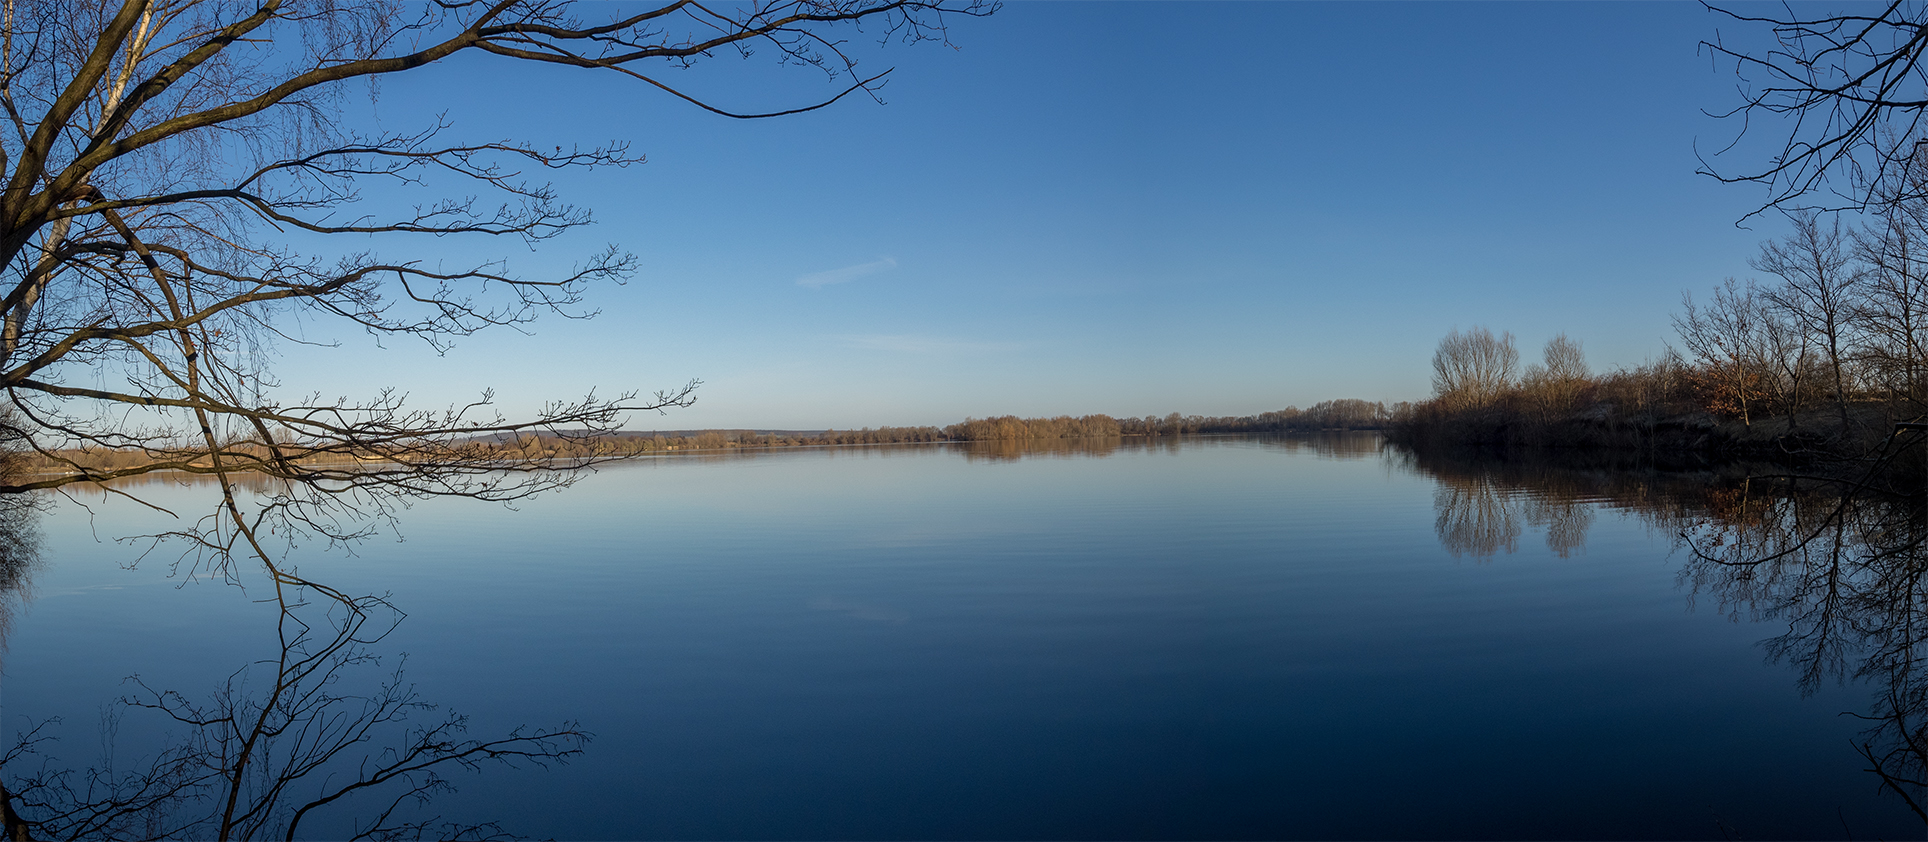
[1389, 402, 1923, 467]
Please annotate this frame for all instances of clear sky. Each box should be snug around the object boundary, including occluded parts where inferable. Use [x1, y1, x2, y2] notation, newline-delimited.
[269, 1, 1790, 430]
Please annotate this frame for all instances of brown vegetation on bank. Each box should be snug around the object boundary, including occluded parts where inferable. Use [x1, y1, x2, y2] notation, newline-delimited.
[1394, 186, 1928, 461]
[1389, 331, 1731, 454]
[1387, 328, 1920, 459]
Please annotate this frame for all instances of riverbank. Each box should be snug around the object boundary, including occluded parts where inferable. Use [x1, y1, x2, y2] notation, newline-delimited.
[1386, 399, 1928, 484]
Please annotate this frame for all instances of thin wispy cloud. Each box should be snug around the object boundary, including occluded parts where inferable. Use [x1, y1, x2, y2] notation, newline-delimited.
[836, 334, 1025, 355]
[797, 257, 897, 289]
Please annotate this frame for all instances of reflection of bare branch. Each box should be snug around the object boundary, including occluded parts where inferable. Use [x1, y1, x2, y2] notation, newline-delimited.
[1524, 494, 1594, 559]
[1858, 678, 1928, 822]
[5, 577, 587, 841]
[0, 476, 39, 654]
[3, 411, 584, 840]
[1394, 445, 1704, 561]
[1433, 474, 1519, 560]
[1398, 437, 1928, 806]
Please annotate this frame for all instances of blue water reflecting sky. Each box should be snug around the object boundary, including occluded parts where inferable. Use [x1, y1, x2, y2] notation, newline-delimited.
[5, 438, 1916, 838]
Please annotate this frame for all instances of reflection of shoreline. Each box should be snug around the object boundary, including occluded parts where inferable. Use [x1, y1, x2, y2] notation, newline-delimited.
[1399, 440, 1928, 822]
[65, 433, 1391, 480]
[1389, 442, 1781, 561]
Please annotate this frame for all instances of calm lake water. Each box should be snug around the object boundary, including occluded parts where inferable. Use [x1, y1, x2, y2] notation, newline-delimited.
[5, 434, 1925, 839]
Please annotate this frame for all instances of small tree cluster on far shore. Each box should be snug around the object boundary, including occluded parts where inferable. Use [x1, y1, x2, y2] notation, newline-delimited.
[1398, 168, 1928, 455]
[1395, 327, 1709, 450]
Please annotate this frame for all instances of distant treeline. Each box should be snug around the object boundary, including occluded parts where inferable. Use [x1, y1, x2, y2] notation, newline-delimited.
[487, 399, 1389, 458]
[20, 400, 1390, 474]
[942, 400, 1389, 441]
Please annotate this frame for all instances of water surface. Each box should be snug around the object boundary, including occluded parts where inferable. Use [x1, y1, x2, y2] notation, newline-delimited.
[4, 435, 1919, 838]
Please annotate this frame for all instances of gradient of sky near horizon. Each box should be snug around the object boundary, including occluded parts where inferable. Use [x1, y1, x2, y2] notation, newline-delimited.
[267, 2, 1791, 430]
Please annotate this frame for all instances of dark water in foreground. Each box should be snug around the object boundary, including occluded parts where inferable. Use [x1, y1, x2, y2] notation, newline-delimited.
[5, 434, 1926, 839]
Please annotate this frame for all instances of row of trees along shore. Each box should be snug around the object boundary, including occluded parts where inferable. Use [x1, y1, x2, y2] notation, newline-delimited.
[1391, 198, 1928, 459]
[18, 401, 1391, 475]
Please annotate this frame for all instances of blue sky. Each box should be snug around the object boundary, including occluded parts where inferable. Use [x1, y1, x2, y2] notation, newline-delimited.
[273, 2, 1787, 430]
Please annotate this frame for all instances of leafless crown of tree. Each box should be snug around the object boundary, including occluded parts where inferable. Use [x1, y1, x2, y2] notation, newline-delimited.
[0, 0, 988, 507]
[1701, 1, 1928, 218]
[1430, 326, 1517, 412]
[0, 0, 1000, 587]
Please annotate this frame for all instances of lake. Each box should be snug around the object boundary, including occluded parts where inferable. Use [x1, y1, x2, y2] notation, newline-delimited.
[4, 434, 1923, 839]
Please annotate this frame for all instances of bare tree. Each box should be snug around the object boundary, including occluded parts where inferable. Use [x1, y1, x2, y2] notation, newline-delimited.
[0, 0, 991, 512]
[1675, 279, 1779, 426]
[1755, 213, 1864, 431]
[1430, 326, 1517, 412]
[0, 0, 994, 837]
[1543, 333, 1588, 384]
[1854, 194, 1928, 413]
[1520, 333, 1589, 422]
[1700, 2, 1928, 217]
[1765, 300, 1821, 431]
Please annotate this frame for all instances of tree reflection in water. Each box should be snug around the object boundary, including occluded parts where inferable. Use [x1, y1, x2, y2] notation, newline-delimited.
[1424, 459, 1620, 561]
[1678, 476, 1928, 819]
[1400, 442, 1928, 820]
[0, 490, 41, 658]
[953, 431, 1386, 463]
[1433, 473, 1522, 558]
[1, 483, 584, 842]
